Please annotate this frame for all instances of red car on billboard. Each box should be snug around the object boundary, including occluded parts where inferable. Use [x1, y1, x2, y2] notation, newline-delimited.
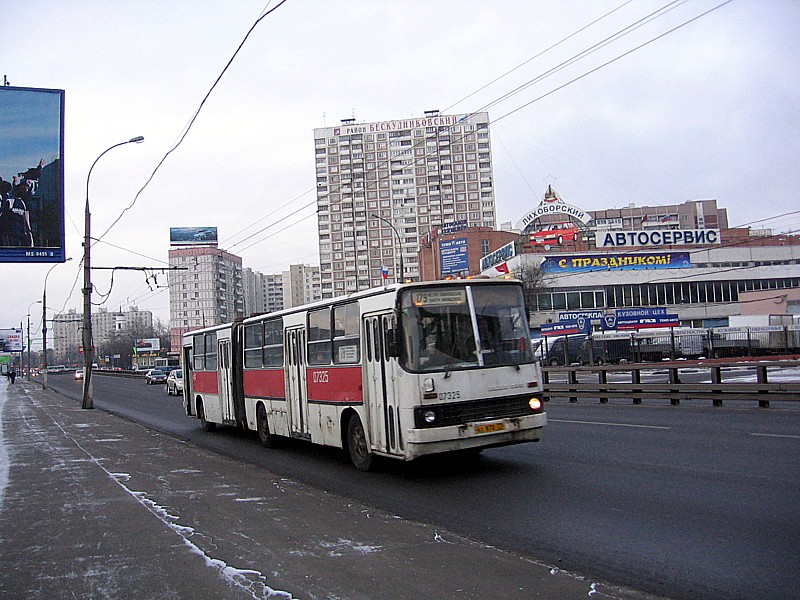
[531, 222, 580, 246]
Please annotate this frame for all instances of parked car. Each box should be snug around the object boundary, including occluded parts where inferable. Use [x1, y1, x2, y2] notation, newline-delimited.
[530, 222, 580, 246]
[544, 335, 585, 366]
[74, 368, 84, 380]
[145, 369, 167, 385]
[166, 369, 183, 395]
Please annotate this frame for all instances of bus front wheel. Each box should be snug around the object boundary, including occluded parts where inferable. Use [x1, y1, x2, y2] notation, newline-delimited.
[347, 415, 373, 472]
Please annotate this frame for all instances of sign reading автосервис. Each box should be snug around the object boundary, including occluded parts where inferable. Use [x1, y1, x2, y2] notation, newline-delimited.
[597, 229, 720, 248]
[541, 252, 691, 273]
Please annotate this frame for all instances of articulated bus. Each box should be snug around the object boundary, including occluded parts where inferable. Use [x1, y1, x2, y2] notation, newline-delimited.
[182, 279, 546, 470]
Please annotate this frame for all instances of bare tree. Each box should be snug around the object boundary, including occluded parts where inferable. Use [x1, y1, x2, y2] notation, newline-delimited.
[512, 260, 550, 310]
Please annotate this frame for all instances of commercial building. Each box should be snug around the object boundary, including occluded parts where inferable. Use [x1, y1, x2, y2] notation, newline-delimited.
[314, 111, 497, 298]
[480, 186, 800, 330]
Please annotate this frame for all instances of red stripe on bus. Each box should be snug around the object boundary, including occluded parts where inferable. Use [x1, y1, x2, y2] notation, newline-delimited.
[307, 366, 363, 404]
[243, 369, 286, 398]
[192, 371, 218, 394]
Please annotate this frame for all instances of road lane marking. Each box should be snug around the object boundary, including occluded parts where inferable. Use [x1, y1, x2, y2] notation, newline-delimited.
[549, 419, 670, 430]
[749, 433, 800, 440]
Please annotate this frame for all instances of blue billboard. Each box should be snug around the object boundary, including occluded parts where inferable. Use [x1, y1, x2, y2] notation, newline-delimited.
[541, 252, 691, 274]
[440, 237, 468, 276]
[0, 86, 66, 263]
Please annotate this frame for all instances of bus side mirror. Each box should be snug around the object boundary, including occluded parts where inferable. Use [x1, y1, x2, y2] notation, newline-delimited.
[386, 328, 400, 358]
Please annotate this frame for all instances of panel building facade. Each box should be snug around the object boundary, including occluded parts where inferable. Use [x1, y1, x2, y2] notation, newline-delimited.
[314, 111, 496, 298]
[168, 246, 244, 351]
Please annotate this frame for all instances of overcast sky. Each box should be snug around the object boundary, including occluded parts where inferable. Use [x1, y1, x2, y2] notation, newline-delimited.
[2, 0, 799, 351]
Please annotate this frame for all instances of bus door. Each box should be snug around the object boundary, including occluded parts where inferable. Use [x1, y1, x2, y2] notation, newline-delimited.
[363, 313, 402, 455]
[218, 339, 235, 423]
[181, 345, 193, 414]
[285, 326, 309, 437]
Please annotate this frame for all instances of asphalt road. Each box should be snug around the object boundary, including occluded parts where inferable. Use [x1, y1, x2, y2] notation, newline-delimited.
[47, 373, 800, 600]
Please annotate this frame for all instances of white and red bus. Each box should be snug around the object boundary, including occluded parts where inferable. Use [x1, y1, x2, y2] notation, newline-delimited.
[182, 279, 546, 470]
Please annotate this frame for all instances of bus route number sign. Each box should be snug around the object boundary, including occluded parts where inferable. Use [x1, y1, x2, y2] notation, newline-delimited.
[412, 290, 466, 307]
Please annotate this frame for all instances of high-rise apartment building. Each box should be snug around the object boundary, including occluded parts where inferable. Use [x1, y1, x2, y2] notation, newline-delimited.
[243, 268, 285, 316]
[282, 264, 322, 308]
[243, 264, 322, 316]
[314, 111, 496, 298]
[168, 245, 244, 351]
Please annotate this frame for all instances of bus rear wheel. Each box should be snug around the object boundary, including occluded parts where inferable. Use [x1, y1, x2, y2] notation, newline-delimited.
[347, 415, 373, 472]
[197, 399, 215, 432]
[256, 403, 276, 448]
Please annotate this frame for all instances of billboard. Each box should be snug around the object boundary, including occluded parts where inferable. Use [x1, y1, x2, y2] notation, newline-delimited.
[134, 338, 161, 353]
[0, 328, 24, 352]
[541, 252, 691, 274]
[0, 86, 66, 262]
[440, 238, 468, 276]
[170, 226, 218, 246]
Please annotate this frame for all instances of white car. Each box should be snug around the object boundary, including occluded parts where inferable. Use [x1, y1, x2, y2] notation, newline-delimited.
[166, 369, 184, 395]
[74, 369, 84, 380]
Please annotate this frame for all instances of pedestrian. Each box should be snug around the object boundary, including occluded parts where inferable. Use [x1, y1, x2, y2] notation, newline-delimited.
[8, 367, 16, 384]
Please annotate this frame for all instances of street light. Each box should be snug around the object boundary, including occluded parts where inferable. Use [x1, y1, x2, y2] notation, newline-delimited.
[27, 300, 42, 381]
[82, 136, 144, 409]
[42, 257, 73, 390]
[370, 213, 404, 283]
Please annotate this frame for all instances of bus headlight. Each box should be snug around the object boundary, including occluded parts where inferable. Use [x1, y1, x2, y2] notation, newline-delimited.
[529, 397, 542, 411]
[423, 409, 437, 424]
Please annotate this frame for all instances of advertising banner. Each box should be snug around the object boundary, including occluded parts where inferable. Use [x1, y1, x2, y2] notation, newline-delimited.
[616, 315, 681, 330]
[480, 241, 515, 271]
[169, 227, 218, 246]
[0, 86, 66, 263]
[0, 328, 24, 352]
[134, 338, 161, 353]
[541, 252, 691, 273]
[440, 238, 468, 276]
[541, 319, 590, 337]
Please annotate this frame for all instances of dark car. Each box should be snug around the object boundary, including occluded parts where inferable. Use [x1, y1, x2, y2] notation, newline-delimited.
[544, 335, 585, 366]
[145, 369, 167, 385]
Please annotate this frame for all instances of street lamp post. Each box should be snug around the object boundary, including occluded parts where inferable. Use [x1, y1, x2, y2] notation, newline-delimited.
[82, 136, 144, 409]
[27, 300, 42, 381]
[370, 213, 404, 283]
[42, 257, 73, 390]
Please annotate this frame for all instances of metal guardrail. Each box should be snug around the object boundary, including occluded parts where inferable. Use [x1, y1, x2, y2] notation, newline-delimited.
[542, 360, 800, 408]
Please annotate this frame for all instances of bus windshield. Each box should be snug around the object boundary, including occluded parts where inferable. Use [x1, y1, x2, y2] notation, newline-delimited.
[399, 284, 533, 372]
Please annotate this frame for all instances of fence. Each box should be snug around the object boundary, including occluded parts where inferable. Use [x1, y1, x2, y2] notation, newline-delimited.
[539, 325, 800, 367]
[542, 360, 800, 407]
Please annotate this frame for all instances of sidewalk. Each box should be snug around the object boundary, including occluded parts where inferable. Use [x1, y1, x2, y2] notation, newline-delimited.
[0, 381, 665, 599]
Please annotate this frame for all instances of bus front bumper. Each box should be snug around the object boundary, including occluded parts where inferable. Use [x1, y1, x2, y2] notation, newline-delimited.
[404, 412, 547, 460]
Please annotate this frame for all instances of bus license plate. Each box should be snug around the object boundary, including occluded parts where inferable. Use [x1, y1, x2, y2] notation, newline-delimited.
[474, 422, 505, 435]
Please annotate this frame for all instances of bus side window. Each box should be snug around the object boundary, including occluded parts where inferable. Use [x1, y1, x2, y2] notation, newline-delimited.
[333, 302, 360, 364]
[308, 307, 332, 365]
